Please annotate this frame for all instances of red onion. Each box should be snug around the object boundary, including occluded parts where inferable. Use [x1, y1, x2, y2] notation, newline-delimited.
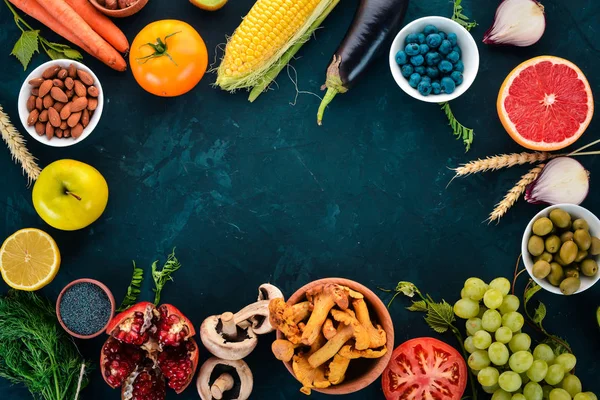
[483, 0, 546, 47]
[525, 157, 589, 205]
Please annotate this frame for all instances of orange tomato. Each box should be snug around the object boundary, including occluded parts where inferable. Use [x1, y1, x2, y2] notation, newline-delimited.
[130, 20, 208, 97]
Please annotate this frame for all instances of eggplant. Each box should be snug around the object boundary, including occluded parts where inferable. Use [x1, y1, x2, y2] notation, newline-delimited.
[317, 0, 409, 125]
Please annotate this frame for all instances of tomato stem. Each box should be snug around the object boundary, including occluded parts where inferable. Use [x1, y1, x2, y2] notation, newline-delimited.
[136, 31, 181, 66]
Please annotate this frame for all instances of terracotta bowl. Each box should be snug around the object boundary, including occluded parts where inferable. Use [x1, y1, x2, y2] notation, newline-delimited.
[89, 0, 149, 18]
[56, 278, 115, 339]
[276, 277, 394, 395]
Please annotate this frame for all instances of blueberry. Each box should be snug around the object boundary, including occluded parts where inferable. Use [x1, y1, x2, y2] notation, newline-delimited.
[441, 77, 456, 94]
[447, 32, 458, 46]
[408, 73, 422, 88]
[450, 71, 464, 85]
[419, 44, 430, 55]
[426, 66, 440, 78]
[439, 31, 446, 40]
[455, 60, 464, 73]
[423, 25, 439, 35]
[431, 81, 442, 95]
[401, 64, 414, 78]
[425, 52, 441, 66]
[405, 33, 419, 45]
[421, 76, 432, 84]
[439, 60, 453, 74]
[395, 50, 408, 65]
[426, 33, 442, 48]
[418, 81, 432, 96]
[453, 46, 461, 56]
[446, 51, 460, 64]
[405, 43, 420, 56]
[439, 40, 453, 55]
[410, 55, 424, 66]
[417, 33, 426, 44]
[415, 66, 426, 75]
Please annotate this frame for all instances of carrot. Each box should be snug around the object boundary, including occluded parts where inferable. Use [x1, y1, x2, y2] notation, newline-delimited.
[36, 0, 127, 71]
[64, 0, 129, 53]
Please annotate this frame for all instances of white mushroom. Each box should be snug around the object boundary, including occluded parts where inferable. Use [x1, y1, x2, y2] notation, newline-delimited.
[197, 357, 253, 400]
[200, 312, 258, 361]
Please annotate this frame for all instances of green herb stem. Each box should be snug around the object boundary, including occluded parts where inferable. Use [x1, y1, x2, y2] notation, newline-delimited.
[152, 248, 182, 305]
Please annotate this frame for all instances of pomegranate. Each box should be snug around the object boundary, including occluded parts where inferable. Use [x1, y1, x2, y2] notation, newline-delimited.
[100, 302, 198, 399]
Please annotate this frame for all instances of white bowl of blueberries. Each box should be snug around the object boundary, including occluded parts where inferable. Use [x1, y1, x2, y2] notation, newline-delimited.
[389, 16, 480, 103]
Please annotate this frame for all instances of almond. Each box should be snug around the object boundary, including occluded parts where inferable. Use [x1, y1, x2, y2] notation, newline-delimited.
[42, 65, 60, 79]
[31, 87, 39, 96]
[27, 109, 39, 126]
[68, 64, 77, 78]
[76, 69, 94, 86]
[81, 109, 90, 128]
[43, 95, 54, 109]
[50, 87, 68, 103]
[67, 112, 82, 128]
[87, 85, 99, 97]
[60, 120, 68, 130]
[71, 124, 84, 139]
[60, 103, 72, 120]
[74, 80, 87, 97]
[57, 69, 68, 80]
[48, 107, 61, 127]
[35, 122, 45, 135]
[87, 98, 98, 111]
[26, 95, 36, 112]
[38, 80, 53, 97]
[66, 89, 74, 99]
[45, 122, 54, 139]
[63, 129, 71, 138]
[29, 77, 44, 87]
[54, 102, 65, 113]
[39, 109, 49, 123]
[35, 97, 43, 110]
[65, 77, 74, 90]
[56, 129, 63, 138]
[53, 78, 65, 89]
[70, 97, 88, 113]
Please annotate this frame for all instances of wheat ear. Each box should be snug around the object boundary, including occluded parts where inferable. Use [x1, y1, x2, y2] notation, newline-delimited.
[488, 164, 545, 223]
[453, 152, 551, 177]
[0, 105, 41, 185]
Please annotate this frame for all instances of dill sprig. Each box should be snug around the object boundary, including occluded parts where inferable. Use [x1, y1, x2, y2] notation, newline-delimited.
[117, 261, 144, 312]
[441, 102, 474, 152]
[0, 291, 90, 400]
[451, 0, 478, 31]
[152, 249, 182, 305]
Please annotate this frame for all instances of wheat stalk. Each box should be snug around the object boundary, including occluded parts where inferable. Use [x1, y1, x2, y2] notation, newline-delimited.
[453, 152, 551, 177]
[0, 105, 41, 185]
[488, 164, 544, 223]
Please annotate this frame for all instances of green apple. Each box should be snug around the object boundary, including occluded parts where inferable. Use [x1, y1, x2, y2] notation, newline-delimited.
[32, 159, 109, 231]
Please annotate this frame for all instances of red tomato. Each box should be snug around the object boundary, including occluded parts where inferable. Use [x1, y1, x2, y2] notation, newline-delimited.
[382, 337, 467, 400]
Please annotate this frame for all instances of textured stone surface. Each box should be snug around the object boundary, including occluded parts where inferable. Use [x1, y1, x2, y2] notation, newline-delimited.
[1, 0, 599, 398]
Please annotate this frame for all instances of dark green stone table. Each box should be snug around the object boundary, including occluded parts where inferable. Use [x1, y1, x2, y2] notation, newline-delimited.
[1, 0, 599, 398]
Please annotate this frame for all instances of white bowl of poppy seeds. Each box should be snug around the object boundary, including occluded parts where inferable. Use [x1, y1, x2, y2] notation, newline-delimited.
[56, 278, 115, 339]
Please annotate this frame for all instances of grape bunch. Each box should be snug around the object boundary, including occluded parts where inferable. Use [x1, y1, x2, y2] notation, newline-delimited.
[453, 277, 597, 400]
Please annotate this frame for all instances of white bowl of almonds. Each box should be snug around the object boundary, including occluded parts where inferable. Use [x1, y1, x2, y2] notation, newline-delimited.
[18, 60, 103, 147]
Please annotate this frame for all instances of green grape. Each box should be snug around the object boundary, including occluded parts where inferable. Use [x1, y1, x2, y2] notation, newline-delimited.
[454, 298, 480, 319]
[574, 394, 593, 400]
[478, 306, 489, 318]
[469, 350, 491, 370]
[482, 309, 503, 332]
[461, 288, 468, 298]
[584, 393, 598, 400]
[478, 366, 500, 386]
[466, 318, 483, 336]
[484, 288, 504, 309]
[510, 351, 534, 373]
[465, 336, 477, 353]
[562, 375, 582, 397]
[543, 385, 554, 399]
[499, 294, 521, 314]
[496, 326, 514, 344]
[484, 384, 500, 394]
[514, 395, 528, 400]
[533, 344, 556, 364]
[494, 389, 515, 400]
[549, 388, 572, 400]
[555, 353, 577, 373]
[489, 342, 510, 366]
[502, 311, 525, 332]
[471, 368, 481, 376]
[527, 360, 549, 382]
[474, 330, 493, 349]
[544, 364, 565, 385]
[524, 382, 544, 400]
[490, 277, 512, 296]
[499, 371, 523, 392]
[464, 277, 488, 301]
[510, 333, 532, 353]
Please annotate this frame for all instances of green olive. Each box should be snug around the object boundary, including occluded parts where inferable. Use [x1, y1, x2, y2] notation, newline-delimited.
[572, 218, 589, 231]
[553, 253, 568, 266]
[565, 268, 580, 279]
[534, 252, 553, 263]
[581, 259, 598, 277]
[548, 262, 565, 286]
[573, 229, 592, 251]
[532, 260, 551, 279]
[560, 277, 581, 295]
[544, 235, 561, 254]
[560, 231, 574, 243]
[549, 209, 571, 229]
[559, 241, 578, 265]
[590, 237, 600, 256]
[575, 250, 588, 263]
[533, 217, 553, 236]
[528, 235, 545, 257]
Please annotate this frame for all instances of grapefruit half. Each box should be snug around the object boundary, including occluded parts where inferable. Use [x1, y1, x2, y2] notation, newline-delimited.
[497, 56, 593, 151]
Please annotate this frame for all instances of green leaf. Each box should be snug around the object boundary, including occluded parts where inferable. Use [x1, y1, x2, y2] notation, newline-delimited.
[524, 281, 542, 307]
[440, 102, 474, 152]
[533, 302, 547, 324]
[395, 281, 418, 298]
[406, 300, 428, 313]
[63, 48, 83, 60]
[152, 249, 182, 305]
[117, 262, 145, 312]
[424, 299, 455, 334]
[45, 48, 65, 60]
[11, 30, 39, 70]
[543, 336, 572, 356]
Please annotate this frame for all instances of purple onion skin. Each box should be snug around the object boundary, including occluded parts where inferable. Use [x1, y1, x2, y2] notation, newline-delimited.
[482, 0, 546, 46]
[525, 158, 589, 205]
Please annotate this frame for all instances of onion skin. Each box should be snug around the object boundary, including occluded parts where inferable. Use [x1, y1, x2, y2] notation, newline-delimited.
[525, 157, 589, 205]
[483, 0, 546, 47]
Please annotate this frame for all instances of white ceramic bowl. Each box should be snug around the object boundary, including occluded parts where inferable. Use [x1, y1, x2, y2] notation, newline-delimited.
[389, 16, 479, 103]
[522, 204, 600, 295]
[18, 60, 103, 147]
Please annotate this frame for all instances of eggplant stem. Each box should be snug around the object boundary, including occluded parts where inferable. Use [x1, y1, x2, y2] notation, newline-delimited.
[317, 87, 338, 126]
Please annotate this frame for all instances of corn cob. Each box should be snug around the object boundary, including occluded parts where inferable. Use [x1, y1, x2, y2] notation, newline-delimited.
[216, 0, 337, 93]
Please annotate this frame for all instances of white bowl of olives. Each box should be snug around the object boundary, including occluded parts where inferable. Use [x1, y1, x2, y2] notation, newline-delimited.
[522, 204, 600, 295]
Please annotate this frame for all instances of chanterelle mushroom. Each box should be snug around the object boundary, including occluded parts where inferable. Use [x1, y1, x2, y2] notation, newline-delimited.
[269, 298, 302, 344]
[292, 334, 329, 395]
[330, 309, 370, 350]
[352, 298, 387, 348]
[272, 339, 300, 362]
[196, 357, 253, 400]
[326, 353, 351, 385]
[302, 284, 352, 346]
[338, 343, 388, 359]
[322, 318, 336, 340]
[200, 311, 258, 360]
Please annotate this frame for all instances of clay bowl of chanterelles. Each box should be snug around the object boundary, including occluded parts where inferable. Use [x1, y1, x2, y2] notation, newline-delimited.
[89, 0, 149, 18]
[275, 277, 394, 395]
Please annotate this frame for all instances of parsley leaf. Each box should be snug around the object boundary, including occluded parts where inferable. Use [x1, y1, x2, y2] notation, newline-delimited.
[440, 102, 474, 152]
[117, 262, 144, 312]
[11, 30, 39, 70]
[452, 0, 478, 31]
[152, 249, 182, 305]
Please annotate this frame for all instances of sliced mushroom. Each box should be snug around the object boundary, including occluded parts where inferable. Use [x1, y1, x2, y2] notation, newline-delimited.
[249, 284, 284, 334]
[200, 312, 258, 360]
[197, 357, 253, 400]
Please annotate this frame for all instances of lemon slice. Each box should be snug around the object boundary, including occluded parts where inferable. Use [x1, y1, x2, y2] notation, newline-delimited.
[0, 228, 61, 291]
[191, 0, 228, 11]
